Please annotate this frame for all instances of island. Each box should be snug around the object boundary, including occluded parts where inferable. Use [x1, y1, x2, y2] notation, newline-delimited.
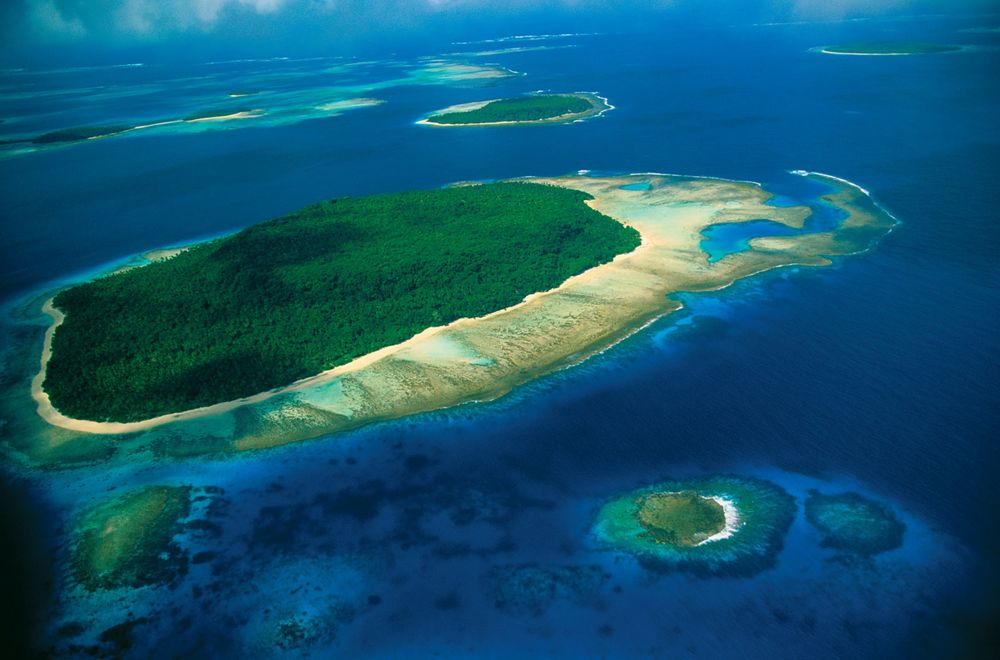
[804, 490, 905, 555]
[23, 107, 264, 147]
[815, 42, 961, 56]
[21, 171, 898, 457]
[593, 476, 795, 575]
[419, 92, 610, 126]
[41, 182, 640, 423]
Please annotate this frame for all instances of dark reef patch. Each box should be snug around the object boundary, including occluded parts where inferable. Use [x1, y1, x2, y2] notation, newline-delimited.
[805, 490, 905, 556]
[487, 563, 608, 615]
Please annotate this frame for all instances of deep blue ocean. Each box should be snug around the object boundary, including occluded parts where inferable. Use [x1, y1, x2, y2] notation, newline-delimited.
[1, 14, 998, 659]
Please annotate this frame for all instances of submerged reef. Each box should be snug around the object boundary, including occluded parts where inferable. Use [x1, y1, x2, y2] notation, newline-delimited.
[488, 563, 608, 615]
[71, 485, 192, 590]
[804, 490, 905, 556]
[594, 476, 795, 576]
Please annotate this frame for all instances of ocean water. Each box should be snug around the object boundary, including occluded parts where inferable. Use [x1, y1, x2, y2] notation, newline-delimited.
[2, 15, 999, 659]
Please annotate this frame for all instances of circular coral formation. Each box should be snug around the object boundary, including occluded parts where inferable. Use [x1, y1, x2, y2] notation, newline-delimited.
[804, 491, 905, 555]
[594, 475, 795, 576]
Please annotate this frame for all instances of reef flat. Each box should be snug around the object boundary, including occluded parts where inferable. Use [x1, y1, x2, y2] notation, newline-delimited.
[420, 92, 610, 126]
[593, 475, 795, 575]
[71, 485, 192, 590]
[0, 58, 516, 158]
[805, 490, 905, 556]
[8, 171, 896, 462]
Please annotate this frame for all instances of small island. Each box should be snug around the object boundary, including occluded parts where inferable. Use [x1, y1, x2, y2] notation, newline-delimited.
[816, 42, 961, 56]
[805, 490, 905, 555]
[420, 92, 610, 126]
[593, 476, 795, 575]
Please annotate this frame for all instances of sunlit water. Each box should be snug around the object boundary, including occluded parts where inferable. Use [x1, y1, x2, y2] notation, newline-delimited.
[1, 16, 998, 658]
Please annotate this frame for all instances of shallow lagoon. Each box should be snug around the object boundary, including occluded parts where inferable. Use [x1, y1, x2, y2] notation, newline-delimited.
[700, 174, 846, 263]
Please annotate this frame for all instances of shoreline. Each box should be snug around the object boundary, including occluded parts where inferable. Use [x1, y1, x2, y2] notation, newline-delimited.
[30, 172, 896, 441]
[698, 496, 741, 545]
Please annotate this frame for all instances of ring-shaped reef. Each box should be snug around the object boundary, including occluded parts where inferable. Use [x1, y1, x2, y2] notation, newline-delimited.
[804, 490, 905, 556]
[594, 475, 795, 577]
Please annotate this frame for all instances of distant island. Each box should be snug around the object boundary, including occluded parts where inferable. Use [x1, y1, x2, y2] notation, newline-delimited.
[23, 107, 265, 147]
[420, 92, 610, 126]
[32, 124, 135, 144]
[41, 182, 639, 423]
[816, 42, 961, 56]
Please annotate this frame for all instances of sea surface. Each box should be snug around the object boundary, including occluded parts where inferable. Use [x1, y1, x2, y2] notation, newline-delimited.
[1, 14, 998, 659]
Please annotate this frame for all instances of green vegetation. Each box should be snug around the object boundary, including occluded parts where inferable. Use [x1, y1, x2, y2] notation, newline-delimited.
[635, 491, 725, 547]
[822, 42, 960, 55]
[46, 182, 640, 422]
[32, 124, 133, 144]
[427, 93, 597, 125]
[71, 485, 191, 590]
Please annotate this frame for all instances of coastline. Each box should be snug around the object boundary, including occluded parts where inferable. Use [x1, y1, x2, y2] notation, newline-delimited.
[698, 496, 741, 545]
[31, 172, 896, 445]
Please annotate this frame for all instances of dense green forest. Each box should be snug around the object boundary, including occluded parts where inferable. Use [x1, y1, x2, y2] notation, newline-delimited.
[428, 94, 594, 125]
[46, 182, 640, 422]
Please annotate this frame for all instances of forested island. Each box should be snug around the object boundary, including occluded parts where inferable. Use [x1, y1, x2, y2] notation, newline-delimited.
[43, 182, 640, 422]
[818, 42, 961, 55]
[422, 92, 609, 126]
